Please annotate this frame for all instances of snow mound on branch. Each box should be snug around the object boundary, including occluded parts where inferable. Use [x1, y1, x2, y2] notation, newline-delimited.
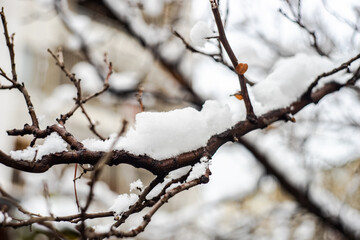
[82, 100, 233, 160]
[116, 100, 232, 159]
[187, 156, 210, 182]
[82, 54, 336, 160]
[251, 53, 334, 112]
[130, 179, 144, 192]
[109, 193, 139, 215]
[10, 132, 68, 161]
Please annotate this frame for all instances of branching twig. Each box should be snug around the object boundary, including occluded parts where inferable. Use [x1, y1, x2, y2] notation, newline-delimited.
[1, 55, 359, 175]
[0, 8, 39, 128]
[209, 0, 256, 121]
[173, 30, 221, 59]
[48, 48, 110, 140]
[0, 8, 17, 82]
[303, 52, 360, 99]
[2, 210, 114, 228]
[112, 175, 165, 228]
[173, 29, 255, 86]
[87, 169, 211, 239]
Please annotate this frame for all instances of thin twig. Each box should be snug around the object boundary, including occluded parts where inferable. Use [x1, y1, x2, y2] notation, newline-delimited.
[279, 1, 328, 57]
[1, 8, 39, 128]
[173, 29, 258, 86]
[112, 175, 165, 228]
[136, 86, 145, 112]
[48, 48, 110, 140]
[0, 186, 41, 217]
[0, 8, 17, 82]
[209, 0, 256, 121]
[79, 120, 128, 236]
[173, 30, 220, 58]
[73, 163, 80, 211]
[304, 52, 360, 98]
[88, 169, 211, 239]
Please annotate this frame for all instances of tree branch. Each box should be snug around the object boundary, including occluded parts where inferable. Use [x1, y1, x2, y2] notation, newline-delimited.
[1, 62, 359, 175]
[209, 0, 256, 121]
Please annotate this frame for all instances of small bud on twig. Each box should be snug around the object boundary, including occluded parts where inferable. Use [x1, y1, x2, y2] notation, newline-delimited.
[235, 63, 248, 75]
[234, 93, 243, 101]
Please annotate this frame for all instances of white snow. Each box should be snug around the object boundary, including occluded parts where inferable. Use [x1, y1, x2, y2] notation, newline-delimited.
[109, 193, 139, 215]
[146, 166, 192, 200]
[168, 166, 192, 179]
[186, 156, 210, 182]
[116, 100, 232, 159]
[190, 21, 215, 48]
[10, 132, 67, 161]
[146, 157, 210, 200]
[130, 179, 144, 192]
[10, 132, 68, 161]
[82, 100, 233, 160]
[80, 51, 343, 162]
[78, 51, 340, 161]
[8, 52, 348, 167]
[251, 53, 334, 113]
[59, 2, 103, 48]
[146, 179, 171, 200]
[82, 136, 113, 152]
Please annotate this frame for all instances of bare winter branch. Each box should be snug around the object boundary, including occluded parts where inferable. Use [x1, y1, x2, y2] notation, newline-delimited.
[209, 0, 256, 121]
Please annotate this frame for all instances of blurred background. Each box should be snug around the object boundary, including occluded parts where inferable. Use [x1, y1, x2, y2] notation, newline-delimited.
[0, 0, 360, 239]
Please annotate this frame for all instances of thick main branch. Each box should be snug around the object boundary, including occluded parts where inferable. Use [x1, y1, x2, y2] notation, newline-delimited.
[0, 77, 354, 175]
